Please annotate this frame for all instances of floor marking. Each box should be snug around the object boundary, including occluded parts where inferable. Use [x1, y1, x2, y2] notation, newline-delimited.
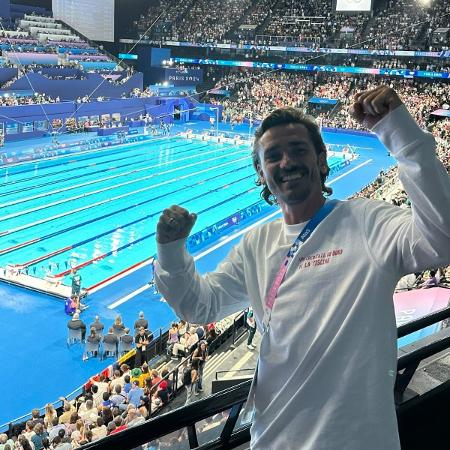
[328, 159, 372, 185]
[221, 351, 255, 379]
[107, 284, 151, 309]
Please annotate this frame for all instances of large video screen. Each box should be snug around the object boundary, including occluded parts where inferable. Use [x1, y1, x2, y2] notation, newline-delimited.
[335, 0, 372, 12]
[52, 0, 114, 42]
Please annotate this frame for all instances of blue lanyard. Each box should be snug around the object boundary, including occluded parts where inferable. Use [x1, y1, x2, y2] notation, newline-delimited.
[263, 199, 339, 332]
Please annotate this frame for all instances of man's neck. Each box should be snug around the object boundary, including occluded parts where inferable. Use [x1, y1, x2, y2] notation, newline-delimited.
[281, 195, 326, 225]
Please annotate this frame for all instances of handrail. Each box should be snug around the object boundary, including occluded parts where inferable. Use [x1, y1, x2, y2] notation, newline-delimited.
[397, 331, 450, 371]
[398, 302, 450, 338]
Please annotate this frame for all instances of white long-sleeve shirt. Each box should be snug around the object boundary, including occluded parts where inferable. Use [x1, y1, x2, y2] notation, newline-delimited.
[156, 105, 450, 450]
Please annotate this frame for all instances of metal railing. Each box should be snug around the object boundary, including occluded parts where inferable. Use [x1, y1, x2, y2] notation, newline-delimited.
[396, 303, 450, 396]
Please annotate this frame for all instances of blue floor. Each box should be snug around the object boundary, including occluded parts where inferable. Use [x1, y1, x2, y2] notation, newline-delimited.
[0, 122, 395, 427]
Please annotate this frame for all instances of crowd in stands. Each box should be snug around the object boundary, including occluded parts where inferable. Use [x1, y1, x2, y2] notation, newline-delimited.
[209, 70, 316, 122]
[134, 0, 448, 51]
[0, 92, 58, 107]
[209, 70, 449, 147]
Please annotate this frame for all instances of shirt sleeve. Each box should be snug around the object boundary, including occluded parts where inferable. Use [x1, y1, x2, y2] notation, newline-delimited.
[155, 235, 250, 324]
[363, 104, 450, 275]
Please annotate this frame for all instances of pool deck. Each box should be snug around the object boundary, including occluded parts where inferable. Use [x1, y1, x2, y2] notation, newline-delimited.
[0, 270, 72, 298]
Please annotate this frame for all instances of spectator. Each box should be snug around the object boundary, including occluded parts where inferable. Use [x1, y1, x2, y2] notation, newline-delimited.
[30, 408, 44, 427]
[58, 401, 75, 424]
[246, 307, 257, 350]
[91, 417, 107, 441]
[109, 416, 127, 435]
[0, 434, 14, 449]
[67, 312, 86, 340]
[127, 381, 144, 408]
[138, 396, 151, 418]
[30, 423, 48, 450]
[109, 370, 123, 392]
[78, 399, 97, 424]
[171, 328, 199, 358]
[110, 384, 127, 411]
[191, 341, 208, 393]
[125, 408, 145, 427]
[123, 375, 132, 395]
[17, 435, 33, 450]
[421, 270, 439, 288]
[43, 404, 57, 430]
[48, 417, 65, 442]
[181, 361, 197, 405]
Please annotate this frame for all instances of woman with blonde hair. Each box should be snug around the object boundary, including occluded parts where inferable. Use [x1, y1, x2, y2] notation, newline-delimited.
[70, 419, 86, 448]
[43, 403, 57, 430]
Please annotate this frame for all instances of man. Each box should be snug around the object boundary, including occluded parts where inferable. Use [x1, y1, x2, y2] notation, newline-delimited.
[89, 315, 105, 336]
[134, 326, 152, 366]
[103, 327, 119, 355]
[48, 417, 66, 443]
[70, 269, 82, 296]
[155, 86, 450, 449]
[120, 327, 134, 353]
[134, 311, 149, 331]
[67, 312, 86, 340]
[127, 381, 144, 408]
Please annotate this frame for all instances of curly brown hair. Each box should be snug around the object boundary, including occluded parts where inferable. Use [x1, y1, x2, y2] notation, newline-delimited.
[252, 107, 332, 205]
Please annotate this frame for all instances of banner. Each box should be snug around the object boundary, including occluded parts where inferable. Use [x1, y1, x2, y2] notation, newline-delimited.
[171, 57, 449, 79]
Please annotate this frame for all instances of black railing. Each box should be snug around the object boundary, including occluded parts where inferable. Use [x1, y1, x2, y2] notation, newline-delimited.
[397, 303, 450, 338]
[396, 303, 450, 396]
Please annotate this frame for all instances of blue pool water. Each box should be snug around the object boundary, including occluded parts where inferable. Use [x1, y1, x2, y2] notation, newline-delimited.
[0, 135, 343, 289]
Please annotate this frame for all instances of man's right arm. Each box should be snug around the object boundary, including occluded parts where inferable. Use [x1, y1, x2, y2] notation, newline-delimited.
[156, 206, 250, 324]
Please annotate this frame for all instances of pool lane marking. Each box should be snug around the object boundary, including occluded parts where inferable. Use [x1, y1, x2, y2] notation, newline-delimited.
[0, 142, 236, 208]
[106, 208, 282, 309]
[0, 149, 248, 221]
[0, 153, 251, 237]
[0, 139, 199, 192]
[0, 164, 254, 256]
[0, 132, 184, 179]
[13, 171, 255, 268]
[105, 158, 374, 307]
[50, 186, 259, 278]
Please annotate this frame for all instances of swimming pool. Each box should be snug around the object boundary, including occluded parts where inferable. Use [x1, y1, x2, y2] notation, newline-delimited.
[0, 135, 344, 291]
